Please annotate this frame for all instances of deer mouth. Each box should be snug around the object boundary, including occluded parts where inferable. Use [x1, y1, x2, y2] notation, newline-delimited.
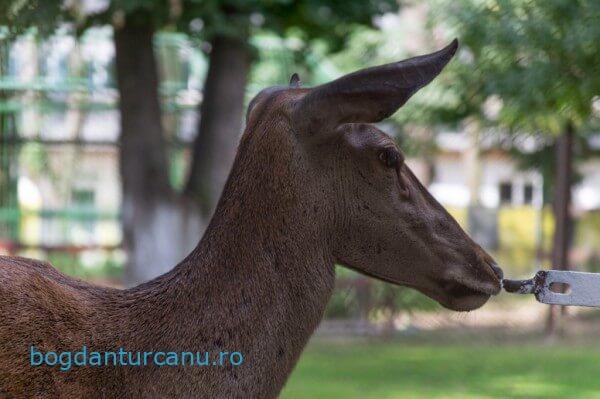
[434, 285, 490, 311]
[436, 276, 501, 312]
[427, 259, 503, 311]
[447, 282, 489, 298]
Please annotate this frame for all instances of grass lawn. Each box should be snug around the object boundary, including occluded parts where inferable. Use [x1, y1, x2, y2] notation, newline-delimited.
[281, 340, 600, 399]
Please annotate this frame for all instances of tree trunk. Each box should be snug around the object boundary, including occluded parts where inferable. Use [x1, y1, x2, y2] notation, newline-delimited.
[186, 35, 252, 216]
[114, 17, 201, 285]
[546, 122, 574, 336]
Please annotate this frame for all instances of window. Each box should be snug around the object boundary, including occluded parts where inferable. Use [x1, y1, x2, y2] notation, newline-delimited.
[524, 184, 534, 205]
[499, 182, 512, 205]
[71, 189, 96, 237]
[72, 189, 95, 208]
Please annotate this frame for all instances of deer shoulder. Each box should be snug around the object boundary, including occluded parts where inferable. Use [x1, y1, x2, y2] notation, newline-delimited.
[0, 255, 101, 336]
[0, 256, 101, 397]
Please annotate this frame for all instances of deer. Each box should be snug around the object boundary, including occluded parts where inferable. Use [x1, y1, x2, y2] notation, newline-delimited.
[0, 39, 502, 398]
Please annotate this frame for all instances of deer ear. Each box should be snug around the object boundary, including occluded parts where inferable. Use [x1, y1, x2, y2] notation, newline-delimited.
[292, 39, 458, 136]
[289, 73, 301, 88]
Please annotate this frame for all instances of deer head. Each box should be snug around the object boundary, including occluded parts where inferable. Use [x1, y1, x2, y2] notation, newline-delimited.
[243, 40, 502, 311]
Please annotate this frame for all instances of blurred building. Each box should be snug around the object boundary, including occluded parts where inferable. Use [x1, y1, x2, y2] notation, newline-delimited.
[420, 131, 600, 211]
[0, 28, 204, 260]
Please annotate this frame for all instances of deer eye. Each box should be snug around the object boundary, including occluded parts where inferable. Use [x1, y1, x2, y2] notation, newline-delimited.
[378, 148, 401, 168]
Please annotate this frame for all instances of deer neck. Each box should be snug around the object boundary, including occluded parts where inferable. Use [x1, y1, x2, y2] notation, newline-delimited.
[126, 169, 336, 394]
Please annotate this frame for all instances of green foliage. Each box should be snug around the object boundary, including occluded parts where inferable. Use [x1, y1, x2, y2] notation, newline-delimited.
[325, 285, 359, 319]
[19, 142, 50, 177]
[430, 0, 600, 134]
[0, 1, 63, 36]
[1, 0, 399, 50]
[179, 0, 397, 48]
[47, 251, 123, 280]
[371, 284, 438, 315]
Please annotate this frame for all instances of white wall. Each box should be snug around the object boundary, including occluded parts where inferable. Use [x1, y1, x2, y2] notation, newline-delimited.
[428, 154, 545, 209]
[574, 160, 600, 211]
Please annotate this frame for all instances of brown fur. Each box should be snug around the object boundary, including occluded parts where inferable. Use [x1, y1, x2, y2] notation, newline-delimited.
[0, 41, 501, 398]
